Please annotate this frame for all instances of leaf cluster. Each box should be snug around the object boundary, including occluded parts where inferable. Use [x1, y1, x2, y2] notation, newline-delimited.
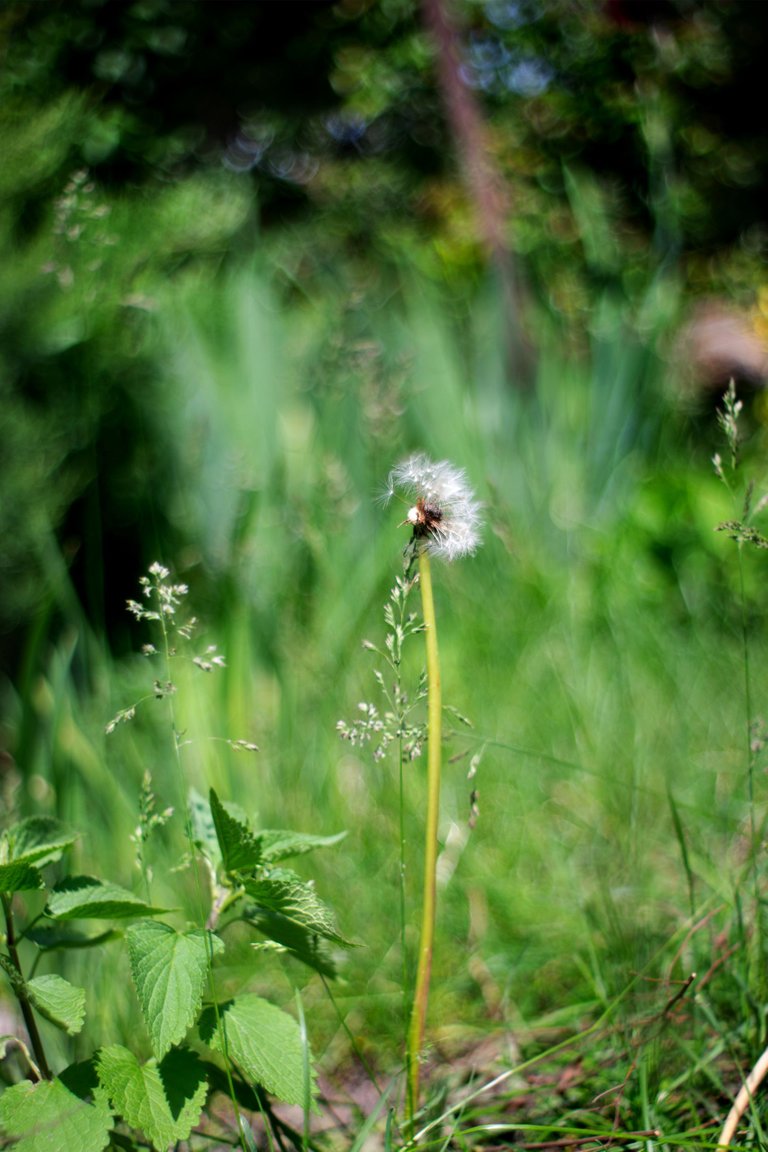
[0, 793, 349, 1150]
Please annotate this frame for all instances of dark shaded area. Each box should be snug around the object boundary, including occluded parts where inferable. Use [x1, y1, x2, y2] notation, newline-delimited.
[2, 0, 767, 247]
[8, 0, 340, 167]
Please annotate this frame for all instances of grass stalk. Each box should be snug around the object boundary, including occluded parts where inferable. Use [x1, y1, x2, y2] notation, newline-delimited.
[406, 549, 442, 1123]
[152, 574, 248, 1148]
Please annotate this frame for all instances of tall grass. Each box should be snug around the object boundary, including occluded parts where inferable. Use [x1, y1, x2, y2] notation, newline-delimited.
[7, 249, 768, 1142]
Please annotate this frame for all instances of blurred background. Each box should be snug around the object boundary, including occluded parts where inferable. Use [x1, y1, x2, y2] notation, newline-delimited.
[3, 0, 768, 1098]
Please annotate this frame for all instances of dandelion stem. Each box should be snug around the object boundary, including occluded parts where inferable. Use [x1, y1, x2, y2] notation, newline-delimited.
[407, 549, 442, 1123]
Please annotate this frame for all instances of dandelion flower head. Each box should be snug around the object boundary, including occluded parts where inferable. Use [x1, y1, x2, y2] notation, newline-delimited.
[385, 452, 482, 561]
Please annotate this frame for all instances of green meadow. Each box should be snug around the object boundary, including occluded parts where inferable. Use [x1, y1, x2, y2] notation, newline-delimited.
[3, 3, 768, 1146]
[6, 249, 768, 1146]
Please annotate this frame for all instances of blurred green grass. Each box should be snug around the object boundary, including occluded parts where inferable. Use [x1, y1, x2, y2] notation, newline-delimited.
[7, 253, 768, 1139]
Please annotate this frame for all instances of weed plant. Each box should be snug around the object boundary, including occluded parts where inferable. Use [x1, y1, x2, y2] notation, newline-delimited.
[0, 564, 350, 1149]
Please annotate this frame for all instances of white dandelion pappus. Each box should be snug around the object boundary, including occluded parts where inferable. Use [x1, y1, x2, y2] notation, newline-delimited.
[385, 452, 482, 561]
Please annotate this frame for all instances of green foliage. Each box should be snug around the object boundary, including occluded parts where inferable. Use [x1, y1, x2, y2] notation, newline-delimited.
[0, 1075, 112, 1152]
[0, 864, 44, 894]
[46, 877, 168, 921]
[8, 255, 768, 1143]
[4, 2, 768, 1139]
[241, 869, 349, 947]
[208, 791, 266, 874]
[204, 787, 353, 963]
[0, 576, 348, 1149]
[0, 819, 78, 894]
[199, 994, 317, 1111]
[1, 819, 78, 869]
[25, 977, 85, 1037]
[0, 785, 342, 1148]
[126, 922, 224, 1060]
[96, 1045, 207, 1149]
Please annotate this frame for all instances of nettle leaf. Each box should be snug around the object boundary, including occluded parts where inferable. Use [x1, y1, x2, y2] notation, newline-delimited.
[244, 907, 338, 977]
[242, 869, 351, 945]
[0, 861, 44, 893]
[209, 789, 264, 872]
[27, 975, 86, 1035]
[258, 829, 347, 864]
[199, 994, 316, 1109]
[96, 1044, 207, 1149]
[47, 876, 168, 920]
[127, 920, 224, 1059]
[0, 817, 77, 868]
[188, 787, 221, 867]
[25, 924, 119, 952]
[0, 1076, 112, 1152]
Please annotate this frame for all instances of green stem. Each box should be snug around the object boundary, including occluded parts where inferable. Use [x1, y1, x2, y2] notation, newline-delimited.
[398, 686, 410, 1071]
[156, 589, 246, 1147]
[1, 894, 52, 1080]
[406, 551, 442, 1124]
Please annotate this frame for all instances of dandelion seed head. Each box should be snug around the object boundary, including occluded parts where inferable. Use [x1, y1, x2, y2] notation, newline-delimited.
[385, 452, 482, 561]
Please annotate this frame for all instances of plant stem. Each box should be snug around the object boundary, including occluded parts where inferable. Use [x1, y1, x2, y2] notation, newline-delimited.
[398, 671, 410, 1073]
[155, 586, 246, 1147]
[1, 893, 52, 1080]
[406, 550, 442, 1123]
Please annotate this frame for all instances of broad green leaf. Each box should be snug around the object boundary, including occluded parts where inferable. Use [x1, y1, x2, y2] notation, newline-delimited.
[96, 1044, 207, 1149]
[199, 993, 316, 1109]
[242, 868, 351, 945]
[127, 920, 224, 1059]
[0, 861, 43, 893]
[25, 924, 119, 951]
[188, 787, 220, 866]
[244, 907, 338, 977]
[26, 975, 86, 1035]
[209, 789, 264, 872]
[0, 1076, 112, 1152]
[258, 830, 347, 864]
[46, 876, 168, 920]
[0, 817, 77, 868]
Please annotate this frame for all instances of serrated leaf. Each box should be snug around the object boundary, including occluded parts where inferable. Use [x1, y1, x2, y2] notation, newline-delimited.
[199, 994, 316, 1109]
[0, 817, 77, 868]
[0, 861, 44, 893]
[96, 1044, 207, 1148]
[0, 1076, 112, 1152]
[188, 787, 220, 867]
[25, 924, 120, 952]
[258, 830, 347, 864]
[244, 907, 338, 977]
[127, 920, 224, 1059]
[209, 789, 263, 872]
[46, 876, 168, 920]
[242, 869, 351, 945]
[27, 975, 86, 1035]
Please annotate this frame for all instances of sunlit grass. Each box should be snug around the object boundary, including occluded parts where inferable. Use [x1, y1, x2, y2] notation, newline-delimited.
[7, 256, 768, 1143]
